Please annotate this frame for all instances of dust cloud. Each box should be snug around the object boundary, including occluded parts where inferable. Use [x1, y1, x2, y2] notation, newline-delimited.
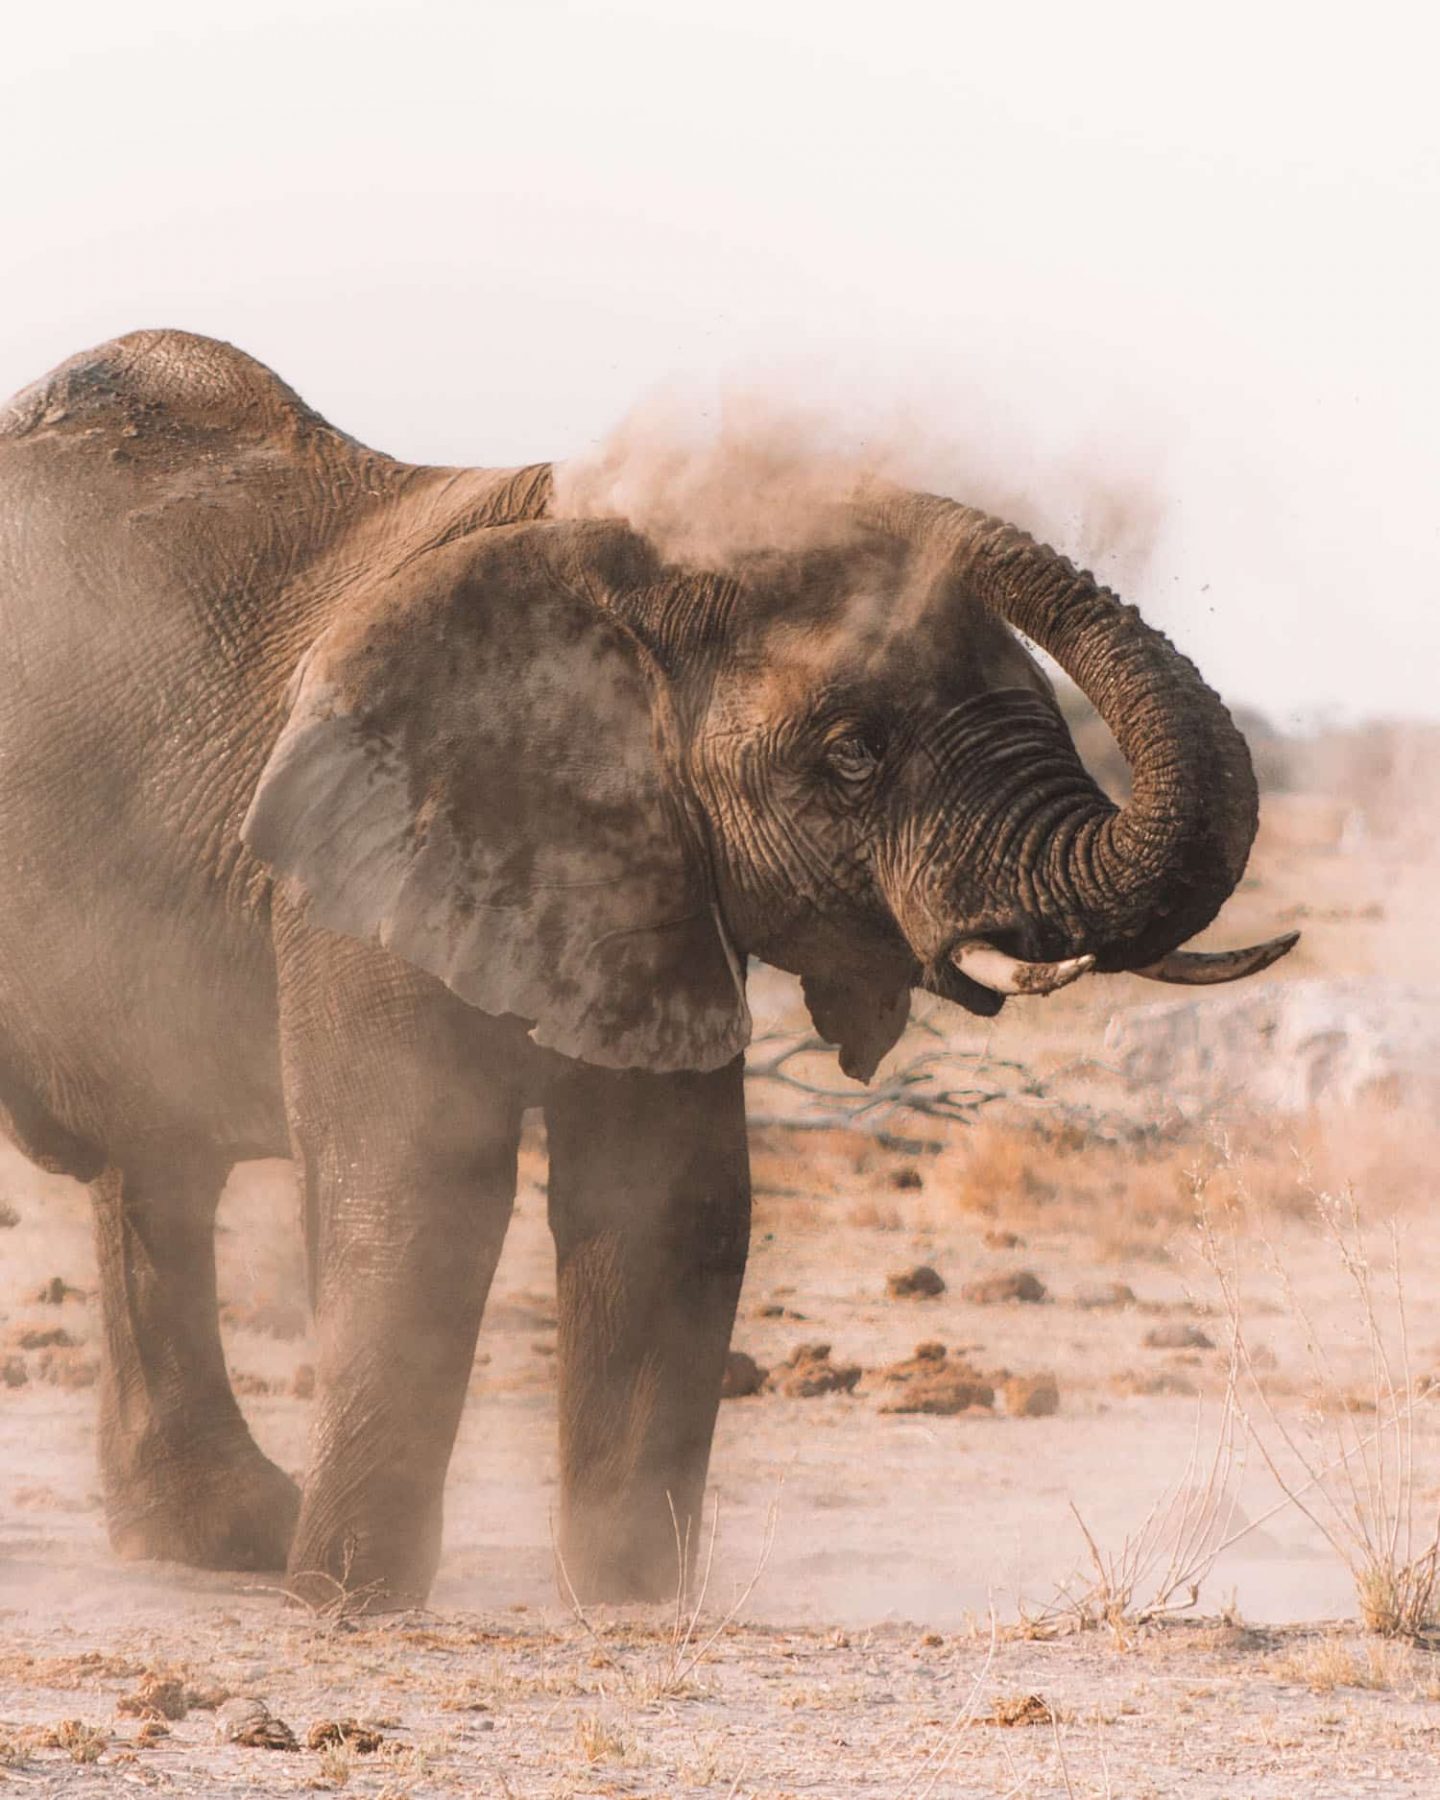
[553, 375, 1167, 597]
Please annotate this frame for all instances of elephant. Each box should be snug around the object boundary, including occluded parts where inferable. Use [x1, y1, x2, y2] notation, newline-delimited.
[0, 330, 1295, 1607]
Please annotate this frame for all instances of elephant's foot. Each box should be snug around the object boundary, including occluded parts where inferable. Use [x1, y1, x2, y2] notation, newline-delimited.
[105, 1435, 300, 1572]
[557, 1497, 698, 1605]
[284, 1514, 439, 1616]
[284, 1463, 446, 1615]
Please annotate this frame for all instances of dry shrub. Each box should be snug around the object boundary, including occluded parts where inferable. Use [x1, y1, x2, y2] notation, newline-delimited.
[1201, 1179, 1440, 1639]
[938, 1105, 1439, 1252]
[40, 1720, 107, 1764]
[572, 1712, 626, 1766]
[982, 1692, 1061, 1727]
[116, 1672, 188, 1720]
[937, 1118, 1211, 1251]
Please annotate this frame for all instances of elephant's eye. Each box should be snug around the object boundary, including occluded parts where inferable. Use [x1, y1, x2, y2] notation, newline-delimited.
[825, 731, 882, 786]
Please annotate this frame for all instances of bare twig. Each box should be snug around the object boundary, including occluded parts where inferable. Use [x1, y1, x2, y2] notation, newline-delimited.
[745, 1030, 1152, 1147]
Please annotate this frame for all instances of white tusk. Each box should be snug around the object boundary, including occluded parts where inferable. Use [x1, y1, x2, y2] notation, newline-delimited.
[1135, 929, 1300, 986]
[952, 939, 1097, 997]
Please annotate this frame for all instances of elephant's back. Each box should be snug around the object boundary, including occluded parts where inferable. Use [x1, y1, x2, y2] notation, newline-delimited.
[0, 335, 386, 846]
[0, 328, 352, 454]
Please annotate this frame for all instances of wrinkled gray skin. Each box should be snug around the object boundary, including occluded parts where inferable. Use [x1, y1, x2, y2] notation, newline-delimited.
[0, 332, 1263, 1606]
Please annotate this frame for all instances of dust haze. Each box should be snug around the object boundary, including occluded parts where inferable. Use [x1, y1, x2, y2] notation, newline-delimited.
[4, 359, 1440, 1793]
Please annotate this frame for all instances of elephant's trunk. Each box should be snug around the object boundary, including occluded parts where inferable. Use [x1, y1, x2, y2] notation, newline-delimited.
[868, 488, 1261, 972]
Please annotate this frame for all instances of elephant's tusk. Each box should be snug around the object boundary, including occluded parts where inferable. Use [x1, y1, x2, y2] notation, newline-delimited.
[1133, 929, 1301, 986]
[951, 940, 1097, 997]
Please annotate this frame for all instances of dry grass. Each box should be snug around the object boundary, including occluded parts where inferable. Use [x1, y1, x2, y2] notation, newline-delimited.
[1023, 1352, 1244, 1642]
[1269, 1633, 1418, 1695]
[571, 1711, 627, 1765]
[553, 1487, 781, 1705]
[1201, 1176, 1440, 1639]
[924, 1098, 1439, 1251]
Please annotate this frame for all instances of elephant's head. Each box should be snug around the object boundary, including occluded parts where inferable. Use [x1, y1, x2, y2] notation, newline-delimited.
[243, 478, 1295, 1078]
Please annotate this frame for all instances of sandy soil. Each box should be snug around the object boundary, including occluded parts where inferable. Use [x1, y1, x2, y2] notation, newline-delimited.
[3, 795, 1439, 1795]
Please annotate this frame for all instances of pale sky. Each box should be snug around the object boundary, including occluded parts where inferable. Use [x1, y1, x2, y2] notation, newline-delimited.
[2, 0, 1435, 724]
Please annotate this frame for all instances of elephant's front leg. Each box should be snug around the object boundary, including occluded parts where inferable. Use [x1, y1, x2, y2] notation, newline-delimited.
[545, 1058, 750, 1603]
[276, 929, 523, 1610]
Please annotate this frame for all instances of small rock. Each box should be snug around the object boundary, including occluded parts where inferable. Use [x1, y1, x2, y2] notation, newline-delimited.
[290, 1363, 316, 1400]
[307, 1719, 384, 1753]
[889, 1166, 924, 1191]
[2, 1356, 26, 1388]
[774, 1343, 862, 1398]
[962, 1270, 1047, 1306]
[1074, 1280, 1136, 1310]
[983, 1229, 1023, 1250]
[0, 1200, 19, 1228]
[1143, 1323, 1215, 1350]
[754, 1303, 806, 1320]
[886, 1265, 947, 1299]
[231, 1372, 273, 1397]
[219, 1698, 297, 1751]
[1003, 1372, 1060, 1417]
[720, 1350, 768, 1398]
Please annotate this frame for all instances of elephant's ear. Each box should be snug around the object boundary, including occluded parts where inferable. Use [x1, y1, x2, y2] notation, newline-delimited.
[243, 520, 750, 1072]
[801, 972, 911, 1083]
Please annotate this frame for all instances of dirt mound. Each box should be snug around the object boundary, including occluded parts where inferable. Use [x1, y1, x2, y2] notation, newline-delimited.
[772, 1343, 861, 1398]
[876, 1342, 995, 1416]
[34, 1276, 84, 1304]
[1073, 1280, 1135, 1310]
[999, 1371, 1060, 1417]
[1143, 1323, 1215, 1350]
[721, 1350, 768, 1398]
[308, 1719, 384, 1753]
[117, 1674, 190, 1722]
[6, 1325, 75, 1351]
[962, 1270, 1047, 1306]
[886, 1264, 946, 1299]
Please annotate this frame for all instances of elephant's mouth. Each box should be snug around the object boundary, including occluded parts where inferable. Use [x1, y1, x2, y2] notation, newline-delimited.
[919, 950, 1007, 1018]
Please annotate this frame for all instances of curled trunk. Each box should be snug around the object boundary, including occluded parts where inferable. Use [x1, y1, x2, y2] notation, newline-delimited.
[865, 489, 1260, 970]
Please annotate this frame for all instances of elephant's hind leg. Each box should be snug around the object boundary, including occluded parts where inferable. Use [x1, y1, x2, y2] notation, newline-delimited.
[91, 1145, 299, 1570]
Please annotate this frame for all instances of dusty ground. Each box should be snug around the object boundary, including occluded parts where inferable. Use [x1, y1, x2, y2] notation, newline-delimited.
[3, 791, 1439, 1795]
